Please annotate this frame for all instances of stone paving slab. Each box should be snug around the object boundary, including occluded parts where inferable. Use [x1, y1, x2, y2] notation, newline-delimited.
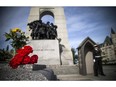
[57, 65, 116, 81]
[57, 74, 116, 81]
[47, 65, 79, 75]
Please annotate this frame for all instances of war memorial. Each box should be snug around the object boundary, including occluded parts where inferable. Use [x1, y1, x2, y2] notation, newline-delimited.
[0, 7, 116, 81]
[26, 7, 73, 65]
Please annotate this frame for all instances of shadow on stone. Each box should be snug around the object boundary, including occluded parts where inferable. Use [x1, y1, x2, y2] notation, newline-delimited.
[33, 64, 46, 70]
[32, 64, 58, 80]
[38, 68, 57, 80]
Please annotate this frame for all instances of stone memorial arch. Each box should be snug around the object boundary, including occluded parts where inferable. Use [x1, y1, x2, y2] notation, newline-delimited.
[77, 37, 96, 75]
[26, 7, 73, 65]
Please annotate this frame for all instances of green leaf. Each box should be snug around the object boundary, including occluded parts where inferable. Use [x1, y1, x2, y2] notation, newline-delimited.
[6, 45, 9, 51]
[5, 38, 10, 41]
[4, 33, 11, 39]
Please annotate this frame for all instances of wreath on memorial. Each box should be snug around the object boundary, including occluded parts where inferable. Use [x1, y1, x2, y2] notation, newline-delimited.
[9, 45, 38, 69]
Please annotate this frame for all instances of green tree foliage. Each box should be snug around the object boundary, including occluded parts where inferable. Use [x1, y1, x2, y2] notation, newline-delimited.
[71, 48, 78, 64]
[0, 45, 13, 61]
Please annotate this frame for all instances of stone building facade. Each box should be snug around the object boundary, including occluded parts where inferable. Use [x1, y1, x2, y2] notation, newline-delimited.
[100, 28, 116, 63]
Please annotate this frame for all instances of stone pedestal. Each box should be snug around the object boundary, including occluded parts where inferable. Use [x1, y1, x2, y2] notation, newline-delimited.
[28, 40, 60, 65]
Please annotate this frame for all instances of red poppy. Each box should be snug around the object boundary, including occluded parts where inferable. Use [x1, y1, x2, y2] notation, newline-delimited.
[18, 46, 32, 56]
[16, 48, 27, 56]
[16, 48, 23, 54]
[24, 46, 33, 53]
[9, 60, 19, 69]
[21, 56, 31, 64]
[9, 63, 19, 69]
[9, 54, 23, 69]
[30, 55, 38, 64]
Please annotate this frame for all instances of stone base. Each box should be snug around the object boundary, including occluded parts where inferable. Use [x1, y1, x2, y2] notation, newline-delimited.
[28, 40, 60, 65]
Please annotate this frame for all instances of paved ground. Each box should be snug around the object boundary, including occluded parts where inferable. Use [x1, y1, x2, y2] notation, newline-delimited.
[0, 63, 116, 81]
[56, 65, 116, 81]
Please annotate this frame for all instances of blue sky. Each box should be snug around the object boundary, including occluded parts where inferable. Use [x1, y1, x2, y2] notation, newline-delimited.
[64, 7, 116, 48]
[0, 7, 116, 50]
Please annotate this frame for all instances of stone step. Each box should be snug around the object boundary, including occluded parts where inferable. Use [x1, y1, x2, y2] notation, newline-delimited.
[46, 65, 79, 75]
[33, 64, 79, 75]
[57, 74, 94, 81]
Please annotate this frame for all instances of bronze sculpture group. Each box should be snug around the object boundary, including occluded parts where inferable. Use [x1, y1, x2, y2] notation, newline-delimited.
[27, 20, 58, 40]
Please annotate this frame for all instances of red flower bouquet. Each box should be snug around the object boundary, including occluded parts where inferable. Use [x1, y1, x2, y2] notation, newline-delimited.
[30, 55, 38, 64]
[9, 46, 38, 69]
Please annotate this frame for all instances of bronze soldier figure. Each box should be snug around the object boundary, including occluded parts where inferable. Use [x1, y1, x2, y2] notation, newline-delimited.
[27, 20, 58, 40]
